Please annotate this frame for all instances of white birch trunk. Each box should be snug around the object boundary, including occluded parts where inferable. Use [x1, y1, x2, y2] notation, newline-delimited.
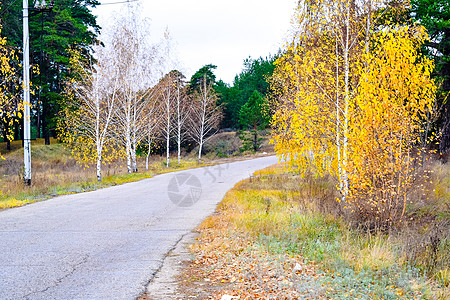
[125, 92, 133, 173]
[131, 146, 137, 173]
[177, 83, 181, 165]
[131, 119, 138, 173]
[166, 84, 171, 168]
[365, 0, 371, 55]
[146, 137, 152, 171]
[125, 113, 132, 174]
[126, 139, 132, 173]
[335, 32, 343, 193]
[96, 148, 102, 182]
[188, 75, 221, 164]
[198, 79, 207, 163]
[198, 137, 203, 163]
[96, 126, 102, 183]
[131, 103, 139, 173]
[95, 93, 102, 182]
[342, 0, 351, 201]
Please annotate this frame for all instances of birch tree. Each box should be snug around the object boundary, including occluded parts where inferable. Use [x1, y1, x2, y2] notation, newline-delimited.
[188, 75, 222, 163]
[111, 25, 136, 173]
[0, 28, 21, 155]
[348, 26, 436, 224]
[272, 0, 383, 182]
[155, 29, 179, 167]
[60, 48, 119, 182]
[156, 71, 176, 167]
[271, 0, 437, 225]
[173, 71, 189, 165]
[109, 8, 158, 173]
[144, 87, 162, 170]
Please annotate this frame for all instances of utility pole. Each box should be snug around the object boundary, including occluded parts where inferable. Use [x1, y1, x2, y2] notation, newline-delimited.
[23, 0, 31, 186]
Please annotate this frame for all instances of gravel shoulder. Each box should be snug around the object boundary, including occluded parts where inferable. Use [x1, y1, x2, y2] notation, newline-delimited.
[140, 231, 199, 300]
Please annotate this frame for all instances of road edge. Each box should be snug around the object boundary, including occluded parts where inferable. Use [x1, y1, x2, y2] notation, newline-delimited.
[138, 231, 199, 300]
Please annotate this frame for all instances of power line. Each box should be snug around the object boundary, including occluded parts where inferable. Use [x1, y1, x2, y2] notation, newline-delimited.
[0, 0, 139, 16]
[99, 0, 139, 5]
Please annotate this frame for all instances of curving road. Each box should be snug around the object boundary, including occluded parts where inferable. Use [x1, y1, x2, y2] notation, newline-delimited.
[0, 156, 278, 300]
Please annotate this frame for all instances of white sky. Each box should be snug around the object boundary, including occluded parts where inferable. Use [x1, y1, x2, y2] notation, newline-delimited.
[93, 0, 297, 85]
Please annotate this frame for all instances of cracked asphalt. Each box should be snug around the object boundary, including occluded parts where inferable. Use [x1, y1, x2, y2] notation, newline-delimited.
[0, 156, 278, 300]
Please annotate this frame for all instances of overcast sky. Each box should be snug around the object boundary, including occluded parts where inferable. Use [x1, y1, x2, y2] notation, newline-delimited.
[93, 0, 297, 84]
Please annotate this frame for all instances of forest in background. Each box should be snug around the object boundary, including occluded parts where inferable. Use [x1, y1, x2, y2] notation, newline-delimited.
[0, 0, 277, 181]
[0, 1, 448, 176]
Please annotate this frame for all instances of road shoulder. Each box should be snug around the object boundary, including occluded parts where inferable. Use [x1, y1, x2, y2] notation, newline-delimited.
[139, 231, 199, 300]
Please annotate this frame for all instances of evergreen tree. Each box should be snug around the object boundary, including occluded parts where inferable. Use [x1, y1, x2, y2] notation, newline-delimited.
[217, 56, 276, 129]
[0, 0, 100, 144]
[411, 0, 450, 155]
[189, 64, 216, 93]
[238, 90, 270, 152]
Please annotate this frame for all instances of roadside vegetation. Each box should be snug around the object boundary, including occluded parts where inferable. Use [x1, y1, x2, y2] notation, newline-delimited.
[0, 133, 274, 210]
[174, 1, 445, 298]
[0, 1, 276, 188]
[181, 162, 449, 299]
[0, 1, 275, 210]
[0, 139, 200, 209]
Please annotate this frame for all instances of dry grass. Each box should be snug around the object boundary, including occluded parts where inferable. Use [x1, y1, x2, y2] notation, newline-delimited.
[0, 133, 273, 210]
[0, 139, 206, 209]
[180, 162, 449, 299]
[200, 130, 274, 160]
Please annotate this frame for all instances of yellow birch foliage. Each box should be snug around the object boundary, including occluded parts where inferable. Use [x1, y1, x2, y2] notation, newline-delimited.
[271, 21, 340, 178]
[0, 28, 22, 157]
[348, 26, 436, 223]
[58, 48, 122, 171]
[271, 2, 437, 226]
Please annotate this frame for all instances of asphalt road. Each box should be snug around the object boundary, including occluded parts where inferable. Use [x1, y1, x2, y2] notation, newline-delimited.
[0, 156, 278, 300]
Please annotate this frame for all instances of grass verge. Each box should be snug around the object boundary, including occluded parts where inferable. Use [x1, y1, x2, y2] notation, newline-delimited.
[180, 163, 449, 299]
[0, 140, 209, 210]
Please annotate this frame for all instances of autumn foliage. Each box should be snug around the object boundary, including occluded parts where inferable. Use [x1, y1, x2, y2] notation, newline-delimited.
[271, 0, 437, 227]
[348, 26, 436, 224]
[0, 28, 22, 156]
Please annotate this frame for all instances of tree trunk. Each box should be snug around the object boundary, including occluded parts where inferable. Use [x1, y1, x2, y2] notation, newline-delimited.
[126, 137, 132, 174]
[131, 145, 138, 173]
[146, 138, 152, 171]
[166, 85, 171, 168]
[177, 133, 181, 165]
[342, 1, 350, 201]
[131, 127, 138, 173]
[177, 114, 181, 165]
[198, 81, 206, 164]
[96, 152, 102, 182]
[3, 127, 11, 151]
[166, 127, 170, 167]
[335, 31, 343, 193]
[198, 138, 203, 163]
[177, 82, 181, 165]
